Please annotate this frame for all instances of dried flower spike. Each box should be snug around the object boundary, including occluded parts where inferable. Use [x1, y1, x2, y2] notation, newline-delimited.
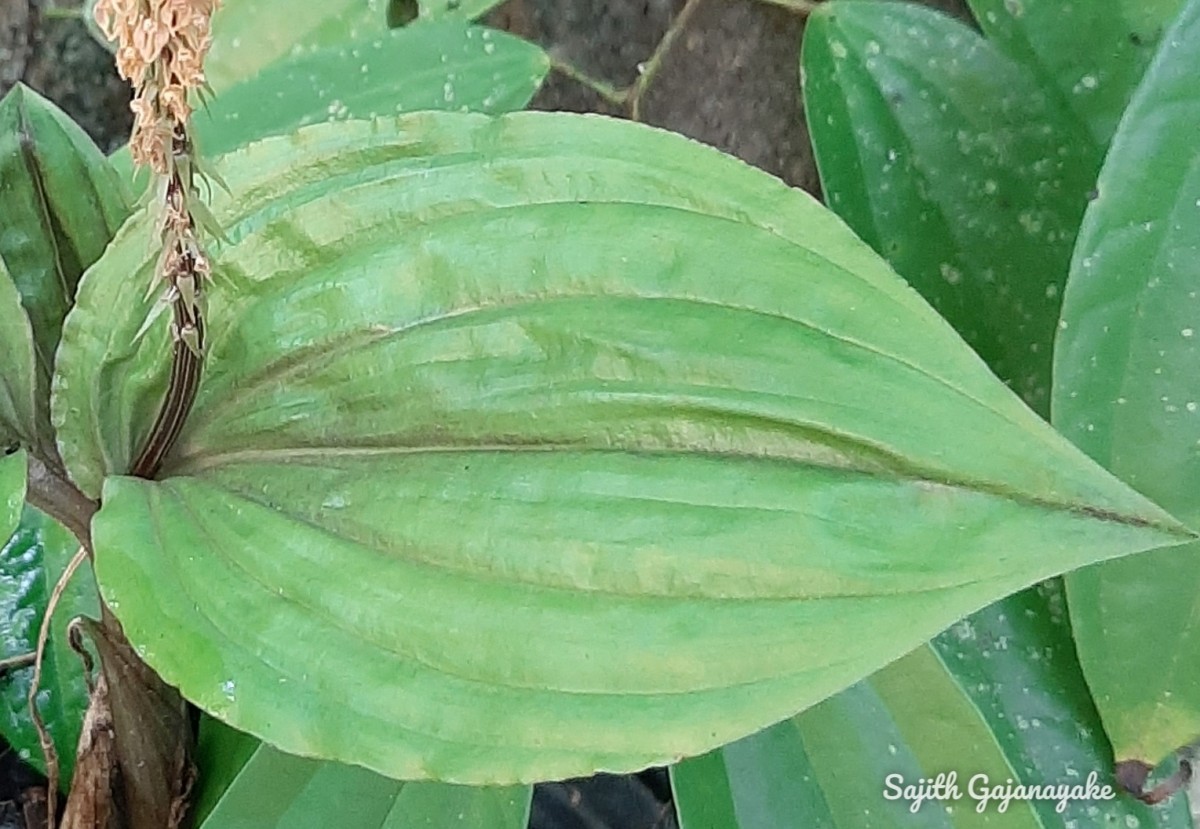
[93, 0, 219, 357]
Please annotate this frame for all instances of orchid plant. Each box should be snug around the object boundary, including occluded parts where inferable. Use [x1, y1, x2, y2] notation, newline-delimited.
[2, 0, 1199, 827]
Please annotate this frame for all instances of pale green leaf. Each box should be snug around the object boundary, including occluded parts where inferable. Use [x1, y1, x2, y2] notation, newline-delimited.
[1053, 0, 1200, 767]
[58, 113, 1191, 783]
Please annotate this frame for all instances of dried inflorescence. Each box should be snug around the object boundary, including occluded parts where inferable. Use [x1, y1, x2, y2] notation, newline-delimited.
[93, 0, 217, 173]
[93, 0, 219, 356]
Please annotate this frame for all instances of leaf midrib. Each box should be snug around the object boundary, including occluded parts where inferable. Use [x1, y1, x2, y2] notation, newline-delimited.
[165, 440, 1184, 542]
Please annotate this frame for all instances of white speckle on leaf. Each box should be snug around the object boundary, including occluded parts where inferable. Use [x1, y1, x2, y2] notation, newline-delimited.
[1018, 211, 1043, 234]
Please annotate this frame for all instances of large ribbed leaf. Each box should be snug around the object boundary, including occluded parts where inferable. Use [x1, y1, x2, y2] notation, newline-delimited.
[0, 507, 99, 786]
[671, 583, 1187, 827]
[801, 1, 1097, 416]
[0, 85, 128, 457]
[966, 0, 1183, 148]
[193, 719, 531, 829]
[1053, 0, 1200, 768]
[56, 113, 1190, 783]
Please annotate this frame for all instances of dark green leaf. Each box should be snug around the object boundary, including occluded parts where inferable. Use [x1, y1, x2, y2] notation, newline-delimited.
[0, 451, 25, 544]
[194, 718, 531, 829]
[0, 507, 100, 786]
[192, 715, 259, 824]
[671, 584, 1189, 827]
[198, 24, 547, 158]
[802, 1, 1098, 416]
[0, 261, 37, 448]
[58, 113, 1189, 783]
[0, 84, 128, 457]
[966, 0, 1183, 147]
[1053, 0, 1200, 767]
[110, 24, 548, 185]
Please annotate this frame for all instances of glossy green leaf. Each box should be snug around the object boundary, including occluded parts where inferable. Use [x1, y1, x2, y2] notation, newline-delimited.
[109, 23, 548, 187]
[0, 84, 128, 456]
[417, 0, 505, 21]
[802, 1, 1098, 416]
[967, 0, 1183, 148]
[0, 506, 100, 786]
[204, 0, 388, 92]
[671, 583, 1189, 827]
[0, 451, 25, 544]
[1052, 0, 1200, 768]
[58, 113, 1190, 783]
[194, 719, 531, 829]
[0, 261, 38, 448]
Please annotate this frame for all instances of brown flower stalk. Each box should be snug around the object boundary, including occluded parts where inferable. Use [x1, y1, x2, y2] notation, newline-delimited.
[94, 0, 219, 477]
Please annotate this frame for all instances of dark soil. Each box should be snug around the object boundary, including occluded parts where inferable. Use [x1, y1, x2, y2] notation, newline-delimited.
[0, 0, 972, 827]
[0, 736, 46, 829]
[4, 0, 131, 152]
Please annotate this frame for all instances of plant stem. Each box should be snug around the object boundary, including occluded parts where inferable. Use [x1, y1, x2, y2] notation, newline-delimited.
[130, 313, 204, 479]
[753, 0, 819, 14]
[548, 0, 706, 121]
[548, 55, 628, 108]
[0, 652, 35, 675]
[628, 0, 706, 121]
[25, 454, 96, 549]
